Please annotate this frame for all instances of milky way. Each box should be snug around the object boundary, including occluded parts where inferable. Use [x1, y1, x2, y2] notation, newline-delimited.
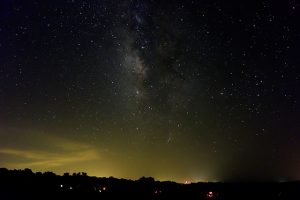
[0, 0, 299, 182]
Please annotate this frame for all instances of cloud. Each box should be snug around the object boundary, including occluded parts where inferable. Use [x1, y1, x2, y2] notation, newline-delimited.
[0, 128, 100, 170]
[0, 147, 99, 168]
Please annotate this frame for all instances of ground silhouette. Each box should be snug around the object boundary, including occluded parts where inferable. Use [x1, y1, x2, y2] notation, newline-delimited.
[0, 168, 299, 200]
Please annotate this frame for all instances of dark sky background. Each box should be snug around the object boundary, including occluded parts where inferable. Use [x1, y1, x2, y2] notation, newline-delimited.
[0, 0, 299, 182]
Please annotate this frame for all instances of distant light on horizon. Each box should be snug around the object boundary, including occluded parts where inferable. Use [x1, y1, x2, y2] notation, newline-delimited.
[0, 0, 299, 182]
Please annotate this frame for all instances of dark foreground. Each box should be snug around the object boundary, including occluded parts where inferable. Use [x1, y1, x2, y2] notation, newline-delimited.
[0, 168, 299, 200]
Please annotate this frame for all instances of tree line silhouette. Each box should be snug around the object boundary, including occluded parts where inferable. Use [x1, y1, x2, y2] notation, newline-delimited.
[0, 168, 299, 200]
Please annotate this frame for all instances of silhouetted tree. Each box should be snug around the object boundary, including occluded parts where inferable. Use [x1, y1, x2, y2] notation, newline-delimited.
[63, 172, 70, 177]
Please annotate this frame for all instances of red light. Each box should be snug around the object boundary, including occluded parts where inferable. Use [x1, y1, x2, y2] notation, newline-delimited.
[207, 191, 214, 198]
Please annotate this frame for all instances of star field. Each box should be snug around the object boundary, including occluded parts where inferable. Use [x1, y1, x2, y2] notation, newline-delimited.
[0, 0, 299, 182]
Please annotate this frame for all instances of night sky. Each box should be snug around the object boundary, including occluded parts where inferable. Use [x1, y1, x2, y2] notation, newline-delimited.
[0, 0, 300, 182]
